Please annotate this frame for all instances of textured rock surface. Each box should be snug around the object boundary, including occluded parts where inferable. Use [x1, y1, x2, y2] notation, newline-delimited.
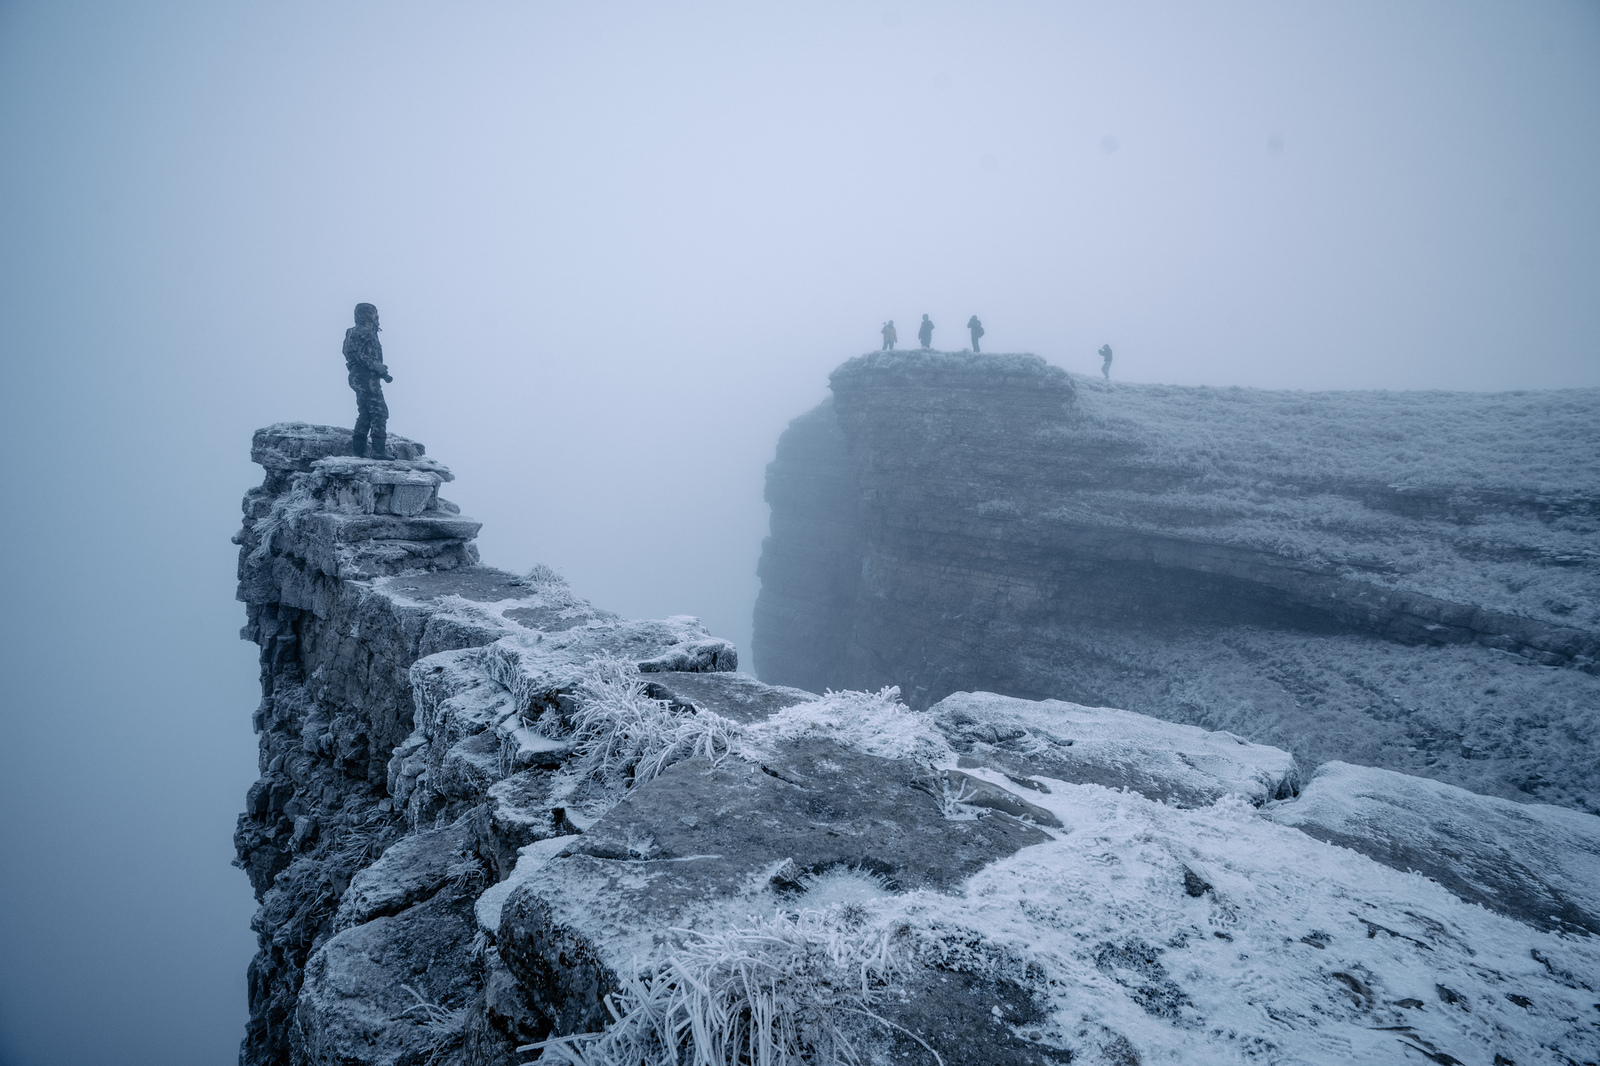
[932, 691, 1301, 808]
[235, 418, 1600, 1066]
[754, 351, 1600, 811]
[1269, 761, 1600, 937]
[233, 423, 737, 1066]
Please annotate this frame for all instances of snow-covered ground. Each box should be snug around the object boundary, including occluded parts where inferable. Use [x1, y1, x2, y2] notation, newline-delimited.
[1025, 620, 1600, 814]
[1064, 376, 1600, 631]
[1068, 376, 1600, 498]
[910, 763, 1600, 1065]
[492, 682, 1600, 1066]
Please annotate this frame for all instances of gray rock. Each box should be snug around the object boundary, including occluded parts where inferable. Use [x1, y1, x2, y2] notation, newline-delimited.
[1268, 761, 1600, 935]
[333, 814, 482, 932]
[496, 735, 1056, 1037]
[643, 669, 820, 723]
[481, 772, 568, 880]
[753, 353, 1600, 811]
[932, 690, 1301, 807]
[251, 421, 426, 474]
[298, 893, 486, 1066]
[233, 424, 707, 1066]
[636, 636, 739, 673]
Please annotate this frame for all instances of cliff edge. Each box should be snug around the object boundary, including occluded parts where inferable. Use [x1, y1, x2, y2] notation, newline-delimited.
[234, 418, 1599, 1066]
[754, 352, 1600, 811]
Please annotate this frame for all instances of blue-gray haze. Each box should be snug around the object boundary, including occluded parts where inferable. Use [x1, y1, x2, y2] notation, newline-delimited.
[0, 3, 1597, 1063]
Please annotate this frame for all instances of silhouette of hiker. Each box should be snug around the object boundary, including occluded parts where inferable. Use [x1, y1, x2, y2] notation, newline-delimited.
[918, 314, 934, 350]
[344, 303, 394, 459]
[1099, 344, 1113, 381]
[881, 320, 897, 350]
[967, 315, 984, 352]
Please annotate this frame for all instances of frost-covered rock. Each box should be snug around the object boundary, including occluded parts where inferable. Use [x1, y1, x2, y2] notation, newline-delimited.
[235, 420, 1600, 1066]
[932, 690, 1301, 807]
[332, 813, 482, 932]
[480, 616, 735, 713]
[1269, 760, 1600, 936]
[298, 893, 480, 1066]
[755, 353, 1600, 811]
[232, 424, 741, 1066]
[496, 688, 1065, 1066]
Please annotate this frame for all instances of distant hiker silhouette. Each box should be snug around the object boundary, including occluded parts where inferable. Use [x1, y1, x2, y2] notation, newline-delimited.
[1099, 344, 1113, 380]
[967, 315, 984, 352]
[918, 314, 934, 350]
[881, 320, 897, 350]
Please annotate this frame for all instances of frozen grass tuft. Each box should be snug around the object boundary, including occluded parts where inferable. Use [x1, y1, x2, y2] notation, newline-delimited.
[523, 910, 933, 1066]
[524, 562, 569, 587]
[929, 774, 982, 821]
[397, 984, 468, 1065]
[544, 657, 740, 807]
[741, 687, 952, 765]
[523, 563, 581, 609]
[247, 481, 317, 563]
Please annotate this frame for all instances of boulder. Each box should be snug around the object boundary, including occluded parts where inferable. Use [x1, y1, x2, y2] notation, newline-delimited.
[932, 691, 1301, 807]
[333, 813, 483, 932]
[1268, 761, 1600, 935]
[298, 893, 484, 1066]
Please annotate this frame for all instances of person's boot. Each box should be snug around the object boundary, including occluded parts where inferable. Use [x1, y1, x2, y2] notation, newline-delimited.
[350, 433, 368, 457]
[369, 432, 394, 461]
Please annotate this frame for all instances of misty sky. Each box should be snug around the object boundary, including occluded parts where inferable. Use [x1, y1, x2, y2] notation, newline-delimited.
[1, 3, 1597, 1064]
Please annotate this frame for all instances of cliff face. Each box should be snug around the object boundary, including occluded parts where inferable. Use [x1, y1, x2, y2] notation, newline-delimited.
[235, 418, 1600, 1066]
[754, 352, 1600, 811]
[233, 423, 738, 1064]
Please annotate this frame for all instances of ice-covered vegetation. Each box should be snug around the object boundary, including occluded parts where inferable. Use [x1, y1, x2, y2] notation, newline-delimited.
[512, 667, 1600, 1063]
[740, 686, 950, 765]
[542, 657, 739, 806]
[525, 908, 914, 1066]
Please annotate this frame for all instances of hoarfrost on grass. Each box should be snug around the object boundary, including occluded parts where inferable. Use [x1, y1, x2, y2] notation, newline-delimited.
[739, 686, 953, 765]
[538, 657, 740, 814]
[523, 908, 919, 1066]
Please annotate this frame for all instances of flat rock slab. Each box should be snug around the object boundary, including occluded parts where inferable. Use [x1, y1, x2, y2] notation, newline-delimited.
[932, 691, 1301, 807]
[376, 567, 557, 606]
[643, 670, 820, 724]
[498, 736, 1054, 1033]
[1268, 760, 1600, 935]
[482, 618, 736, 711]
[252, 421, 426, 472]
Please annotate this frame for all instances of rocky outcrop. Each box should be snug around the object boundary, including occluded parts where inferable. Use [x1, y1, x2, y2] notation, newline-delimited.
[1268, 761, 1600, 937]
[232, 423, 736, 1065]
[236, 418, 1600, 1066]
[754, 352, 1600, 811]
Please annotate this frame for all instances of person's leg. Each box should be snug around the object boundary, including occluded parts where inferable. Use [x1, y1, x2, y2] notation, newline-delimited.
[368, 392, 391, 459]
[351, 391, 371, 456]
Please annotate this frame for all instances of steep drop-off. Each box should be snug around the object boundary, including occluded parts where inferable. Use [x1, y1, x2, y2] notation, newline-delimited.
[235, 419, 1600, 1066]
[754, 351, 1600, 811]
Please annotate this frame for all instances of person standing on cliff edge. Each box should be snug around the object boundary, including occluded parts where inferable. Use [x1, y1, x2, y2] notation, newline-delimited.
[881, 320, 897, 350]
[1099, 343, 1113, 380]
[344, 302, 394, 459]
[918, 314, 934, 350]
[967, 315, 984, 352]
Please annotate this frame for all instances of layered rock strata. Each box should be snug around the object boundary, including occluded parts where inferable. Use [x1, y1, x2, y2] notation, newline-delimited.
[232, 423, 737, 1064]
[236, 420, 1599, 1066]
[754, 352, 1600, 811]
